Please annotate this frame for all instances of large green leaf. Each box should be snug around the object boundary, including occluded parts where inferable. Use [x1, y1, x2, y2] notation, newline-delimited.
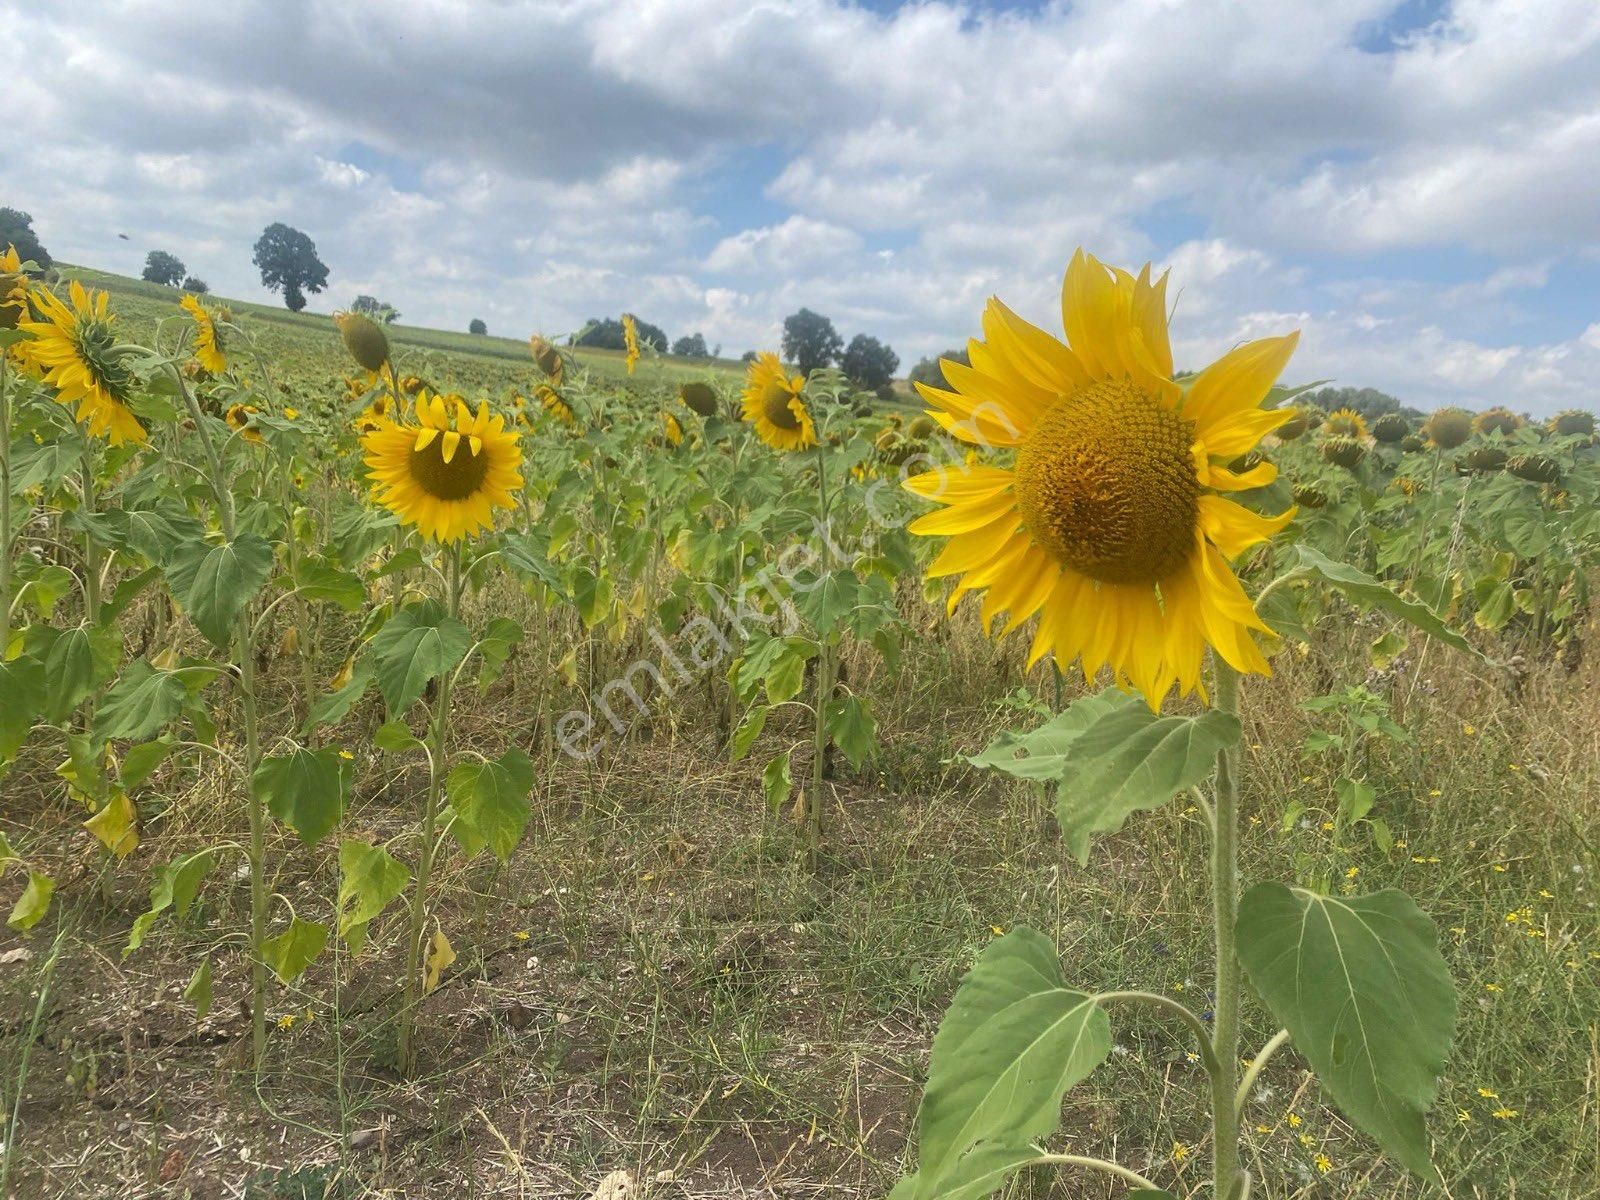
[252, 746, 348, 846]
[894, 927, 1111, 1200]
[1054, 703, 1240, 864]
[825, 694, 877, 768]
[164, 534, 275, 648]
[370, 600, 472, 715]
[446, 747, 533, 862]
[262, 917, 329, 983]
[1288, 546, 1478, 658]
[293, 558, 367, 611]
[43, 625, 119, 723]
[8, 870, 55, 932]
[94, 661, 186, 742]
[125, 849, 217, 954]
[967, 689, 1126, 783]
[337, 839, 410, 951]
[1236, 884, 1456, 1179]
[0, 651, 46, 765]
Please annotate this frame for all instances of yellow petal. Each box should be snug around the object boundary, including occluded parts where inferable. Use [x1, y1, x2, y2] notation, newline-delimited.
[1198, 495, 1296, 559]
[1184, 333, 1300, 441]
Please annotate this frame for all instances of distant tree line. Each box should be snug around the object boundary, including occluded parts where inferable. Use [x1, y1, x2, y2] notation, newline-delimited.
[572, 315, 668, 352]
[780, 307, 901, 394]
[1304, 385, 1423, 421]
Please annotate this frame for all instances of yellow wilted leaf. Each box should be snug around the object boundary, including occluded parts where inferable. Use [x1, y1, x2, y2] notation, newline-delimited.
[151, 645, 181, 671]
[278, 626, 300, 657]
[84, 791, 140, 858]
[557, 649, 579, 687]
[329, 656, 355, 690]
[424, 926, 455, 995]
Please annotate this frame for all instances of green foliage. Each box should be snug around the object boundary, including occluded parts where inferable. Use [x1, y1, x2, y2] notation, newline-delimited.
[262, 918, 329, 983]
[336, 839, 410, 951]
[0, 206, 51, 268]
[371, 599, 472, 715]
[251, 222, 329, 312]
[840, 333, 900, 390]
[141, 250, 186, 287]
[782, 308, 843, 376]
[446, 748, 533, 862]
[164, 535, 275, 648]
[252, 746, 348, 845]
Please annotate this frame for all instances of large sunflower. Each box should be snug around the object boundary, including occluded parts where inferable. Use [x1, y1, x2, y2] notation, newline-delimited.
[362, 391, 523, 542]
[16, 281, 147, 446]
[622, 313, 640, 376]
[904, 250, 1298, 708]
[740, 352, 816, 452]
[181, 293, 228, 374]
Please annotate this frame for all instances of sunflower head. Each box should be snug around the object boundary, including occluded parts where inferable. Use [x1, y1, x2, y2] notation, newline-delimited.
[678, 381, 720, 417]
[1323, 408, 1368, 439]
[1393, 476, 1423, 499]
[1473, 407, 1522, 437]
[15, 281, 146, 446]
[362, 390, 524, 542]
[529, 335, 564, 383]
[1273, 407, 1309, 441]
[907, 414, 938, 439]
[538, 384, 577, 428]
[399, 374, 427, 397]
[902, 249, 1298, 707]
[1400, 433, 1427, 453]
[1370, 413, 1410, 444]
[0, 244, 30, 331]
[660, 410, 684, 447]
[1319, 434, 1367, 469]
[622, 313, 640, 376]
[1460, 445, 1508, 473]
[226, 403, 262, 443]
[334, 311, 390, 373]
[741, 352, 816, 452]
[1292, 481, 1330, 509]
[181, 293, 228, 374]
[1549, 409, 1594, 438]
[1424, 407, 1474, 450]
[1506, 452, 1560, 484]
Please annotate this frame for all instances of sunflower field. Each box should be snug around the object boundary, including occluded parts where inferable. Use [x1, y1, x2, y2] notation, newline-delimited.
[0, 248, 1596, 1199]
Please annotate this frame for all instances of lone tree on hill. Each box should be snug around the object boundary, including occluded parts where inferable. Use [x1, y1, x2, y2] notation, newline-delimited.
[181, 277, 209, 293]
[782, 308, 842, 376]
[142, 250, 186, 286]
[252, 222, 329, 312]
[841, 333, 899, 390]
[351, 294, 400, 324]
[0, 208, 52, 269]
[672, 332, 709, 358]
[469, 318, 487, 335]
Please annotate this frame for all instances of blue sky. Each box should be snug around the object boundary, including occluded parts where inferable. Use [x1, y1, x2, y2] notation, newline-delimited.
[7, 0, 1600, 413]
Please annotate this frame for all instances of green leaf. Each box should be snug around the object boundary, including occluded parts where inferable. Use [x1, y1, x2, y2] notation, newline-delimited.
[894, 927, 1111, 1200]
[119, 737, 176, 791]
[293, 558, 366, 611]
[373, 719, 424, 753]
[337, 839, 410, 951]
[475, 617, 523, 692]
[1289, 546, 1478, 658]
[44, 625, 119, 723]
[446, 748, 533, 862]
[764, 647, 810, 705]
[303, 655, 374, 735]
[729, 706, 768, 761]
[252, 746, 348, 846]
[371, 600, 472, 715]
[262, 918, 329, 983]
[761, 750, 792, 814]
[164, 534, 275, 648]
[968, 689, 1126, 783]
[1236, 884, 1456, 1179]
[825, 694, 877, 768]
[125, 849, 216, 955]
[798, 570, 857, 636]
[8, 870, 55, 932]
[0, 652, 46, 765]
[94, 661, 186, 742]
[185, 957, 213, 1019]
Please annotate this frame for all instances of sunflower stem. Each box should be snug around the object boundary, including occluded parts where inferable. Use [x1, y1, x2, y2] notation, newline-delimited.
[0, 353, 13, 654]
[399, 541, 460, 1074]
[807, 441, 833, 867]
[1210, 659, 1244, 1200]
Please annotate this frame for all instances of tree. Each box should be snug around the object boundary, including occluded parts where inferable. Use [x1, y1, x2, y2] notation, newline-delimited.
[740, 350, 758, 364]
[141, 250, 187, 286]
[572, 315, 668, 352]
[351, 294, 399, 325]
[181, 276, 209, 293]
[840, 334, 899, 390]
[782, 308, 842, 376]
[1305, 385, 1402, 420]
[672, 332, 709, 358]
[469, 318, 487, 335]
[252, 222, 329, 312]
[0, 208, 51, 269]
[909, 347, 971, 392]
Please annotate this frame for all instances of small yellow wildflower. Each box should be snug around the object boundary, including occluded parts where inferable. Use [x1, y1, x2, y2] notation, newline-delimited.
[1484, 982, 1502, 993]
[1429, 789, 1442, 797]
[1172, 1142, 1190, 1163]
[1456, 1109, 1472, 1124]
[1254, 1124, 1272, 1134]
[1297, 1133, 1314, 1148]
[1507, 763, 1519, 771]
[1345, 866, 1360, 879]
[1538, 889, 1554, 900]
[284, 406, 299, 420]
[1493, 864, 1508, 873]
[1314, 1152, 1332, 1174]
[513, 930, 531, 941]
[277, 1013, 297, 1030]
[990, 925, 1005, 936]
[1321, 821, 1335, 832]
[1462, 722, 1476, 735]
[1492, 1107, 1518, 1120]
[1477, 1087, 1497, 1099]
[338, 749, 354, 760]
[1287, 1112, 1302, 1129]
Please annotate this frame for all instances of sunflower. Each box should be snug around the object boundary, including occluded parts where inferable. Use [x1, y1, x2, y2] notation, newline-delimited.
[538, 384, 577, 427]
[181, 293, 228, 374]
[334, 311, 390, 373]
[1423, 408, 1473, 449]
[355, 390, 395, 433]
[741, 352, 816, 452]
[622, 313, 640, 376]
[660, 410, 683, 446]
[362, 391, 523, 543]
[226, 403, 262, 443]
[1322, 408, 1368, 439]
[679, 381, 719, 417]
[903, 250, 1297, 707]
[1473, 407, 1522, 436]
[15, 281, 146, 446]
[530, 335, 564, 384]
[1, 244, 29, 332]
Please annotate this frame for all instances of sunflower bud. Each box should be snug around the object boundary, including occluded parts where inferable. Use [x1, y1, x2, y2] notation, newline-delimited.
[907, 414, 938, 439]
[1423, 407, 1473, 450]
[1473, 407, 1522, 437]
[1319, 435, 1366, 469]
[678, 381, 719, 417]
[1371, 413, 1409, 443]
[1292, 482, 1329, 509]
[1507, 452, 1560, 484]
[335, 311, 390, 372]
[530, 335, 564, 382]
[1399, 433, 1426, 453]
[1228, 450, 1265, 474]
[1460, 445, 1508, 473]
[1274, 407, 1309, 441]
[1549, 409, 1594, 438]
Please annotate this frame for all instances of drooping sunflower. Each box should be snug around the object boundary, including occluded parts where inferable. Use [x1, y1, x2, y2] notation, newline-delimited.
[530, 335, 564, 385]
[622, 313, 640, 376]
[181, 293, 228, 374]
[740, 352, 816, 452]
[1, 244, 29, 332]
[904, 250, 1298, 707]
[362, 391, 523, 543]
[1322, 408, 1368, 439]
[16, 281, 147, 446]
[225, 403, 262, 443]
[1473, 407, 1522, 437]
[334, 311, 390, 373]
[355, 390, 395, 434]
[538, 383, 577, 427]
[660, 410, 683, 446]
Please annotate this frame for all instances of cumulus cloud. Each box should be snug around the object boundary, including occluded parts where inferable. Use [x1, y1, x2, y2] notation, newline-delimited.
[5, 0, 1600, 412]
